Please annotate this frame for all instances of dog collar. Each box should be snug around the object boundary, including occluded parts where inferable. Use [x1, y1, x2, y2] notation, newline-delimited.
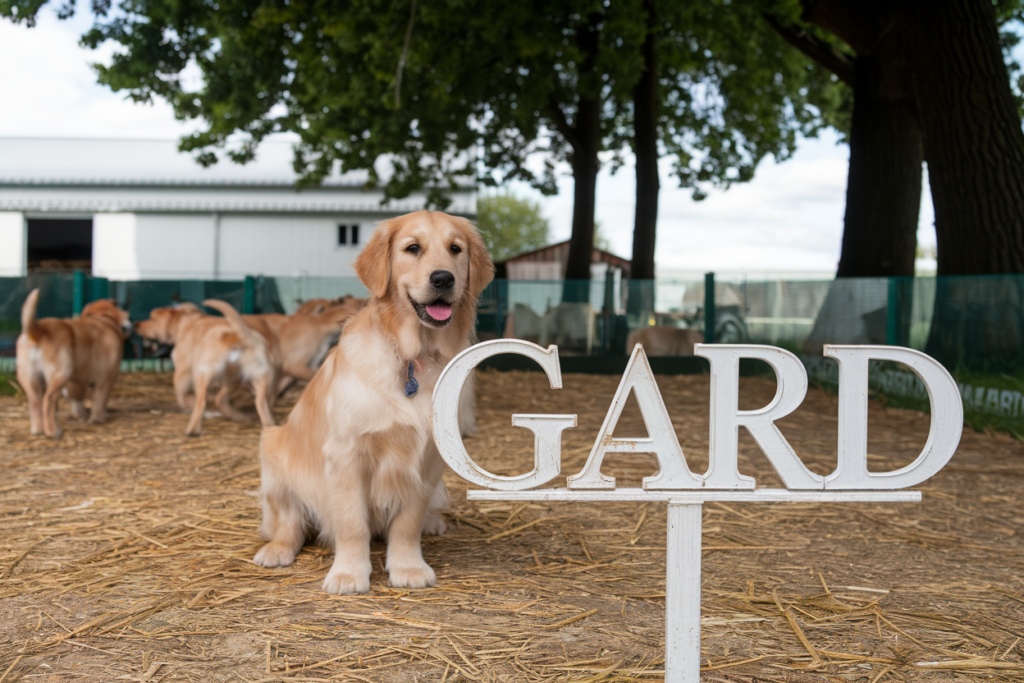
[404, 361, 419, 397]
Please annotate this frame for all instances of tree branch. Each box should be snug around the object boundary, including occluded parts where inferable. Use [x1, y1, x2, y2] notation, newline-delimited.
[394, 0, 417, 108]
[762, 13, 855, 86]
[546, 95, 580, 151]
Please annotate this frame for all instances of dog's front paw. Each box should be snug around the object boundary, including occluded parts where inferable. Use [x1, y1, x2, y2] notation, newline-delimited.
[421, 511, 447, 536]
[322, 570, 371, 595]
[253, 542, 298, 568]
[389, 563, 436, 589]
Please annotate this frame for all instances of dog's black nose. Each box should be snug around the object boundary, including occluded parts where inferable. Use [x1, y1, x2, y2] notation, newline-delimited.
[430, 270, 455, 290]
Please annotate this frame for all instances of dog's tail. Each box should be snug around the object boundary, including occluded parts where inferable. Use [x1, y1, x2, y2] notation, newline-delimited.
[202, 299, 266, 349]
[21, 289, 40, 342]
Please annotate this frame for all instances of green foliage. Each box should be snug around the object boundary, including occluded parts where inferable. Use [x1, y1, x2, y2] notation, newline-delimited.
[1, 0, 845, 203]
[636, 0, 843, 197]
[475, 192, 549, 262]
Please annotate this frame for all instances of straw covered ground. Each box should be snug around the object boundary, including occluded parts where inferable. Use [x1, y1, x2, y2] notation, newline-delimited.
[1, 369, 1023, 682]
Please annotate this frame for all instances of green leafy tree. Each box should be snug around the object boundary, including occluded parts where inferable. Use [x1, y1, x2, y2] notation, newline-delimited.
[475, 193, 549, 262]
[767, 0, 1024, 370]
[2, 0, 835, 289]
[622, 0, 844, 279]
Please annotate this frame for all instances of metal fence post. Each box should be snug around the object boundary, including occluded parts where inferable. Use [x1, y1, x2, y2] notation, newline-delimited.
[72, 271, 85, 316]
[243, 275, 256, 314]
[704, 272, 716, 344]
[886, 277, 898, 345]
[90, 276, 110, 304]
[497, 279, 508, 338]
[886, 276, 912, 347]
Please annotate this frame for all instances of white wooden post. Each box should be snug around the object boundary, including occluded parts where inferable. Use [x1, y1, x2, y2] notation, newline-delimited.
[666, 503, 702, 683]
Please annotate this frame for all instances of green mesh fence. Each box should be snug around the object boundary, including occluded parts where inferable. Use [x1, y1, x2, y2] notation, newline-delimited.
[0, 273, 285, 362]
[272, 277, 369, 313]
[0, 274, 78, 358]
[2, 272, 1024, 430]
[3, 273, 1022, 366]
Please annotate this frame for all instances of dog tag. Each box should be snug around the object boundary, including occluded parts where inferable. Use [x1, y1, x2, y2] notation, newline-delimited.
[404, 361, 419, 397]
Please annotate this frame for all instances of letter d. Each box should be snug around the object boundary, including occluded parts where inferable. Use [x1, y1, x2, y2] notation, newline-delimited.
[825, 345, 963, 490]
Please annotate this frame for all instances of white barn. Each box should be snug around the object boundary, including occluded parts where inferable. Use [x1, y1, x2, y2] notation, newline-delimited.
[0, 138, 476, 280]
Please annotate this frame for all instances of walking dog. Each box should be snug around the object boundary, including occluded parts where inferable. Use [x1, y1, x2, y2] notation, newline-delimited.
[135, 300, 281, 435]
[16, 289, 132, 437]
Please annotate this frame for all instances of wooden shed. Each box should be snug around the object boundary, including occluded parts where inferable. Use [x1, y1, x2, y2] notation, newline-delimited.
[494, 240, 631, 280]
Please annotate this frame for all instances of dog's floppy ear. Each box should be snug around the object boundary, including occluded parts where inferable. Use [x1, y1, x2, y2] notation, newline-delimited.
[464, 218, 495, 298]
[355, 219, 395, 298]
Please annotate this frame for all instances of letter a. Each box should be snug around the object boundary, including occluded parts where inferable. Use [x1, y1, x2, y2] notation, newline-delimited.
[567, 345, 702, 490]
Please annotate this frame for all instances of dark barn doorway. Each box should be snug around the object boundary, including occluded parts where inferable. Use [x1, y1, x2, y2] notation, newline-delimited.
[27, 219, 93, 271]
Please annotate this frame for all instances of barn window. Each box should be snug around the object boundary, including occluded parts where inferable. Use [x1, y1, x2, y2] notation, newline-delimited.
[338, 224, 360, 246]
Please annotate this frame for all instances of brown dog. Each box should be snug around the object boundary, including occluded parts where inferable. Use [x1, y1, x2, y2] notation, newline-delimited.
[135, 300, 281, 435]
[254, 210, 494, 594]
[246, 296, 367, 394]
[626, 326, 704, 356]
[16, 290, 132, 437]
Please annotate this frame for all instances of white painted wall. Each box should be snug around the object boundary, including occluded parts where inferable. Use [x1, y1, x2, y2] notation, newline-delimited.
[92, 211, 389, 280]
[218, 214, 375, 279]
[0, 211, 25, 276]
[134, 214, 216, 278]
[93, 213, 139, 279]
[94, 213, 218, 279]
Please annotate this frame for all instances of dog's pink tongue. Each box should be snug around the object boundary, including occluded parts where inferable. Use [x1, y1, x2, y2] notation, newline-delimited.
[426, 303, 452, 321]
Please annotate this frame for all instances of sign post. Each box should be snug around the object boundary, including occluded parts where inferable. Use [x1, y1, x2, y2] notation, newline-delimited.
[667, 502, 701, 680]
[432, 340, 962, 682]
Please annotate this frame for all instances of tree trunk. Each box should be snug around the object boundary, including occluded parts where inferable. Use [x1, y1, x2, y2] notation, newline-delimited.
[836, 54, 922, 278]
[777, 3, 922, 349]
[562, 13, 603, 300]
[564, 100, 600, 286]
[630, 0, 659, 283]
[902, 0, 1024, 370]
[903, 0, 1024, 275]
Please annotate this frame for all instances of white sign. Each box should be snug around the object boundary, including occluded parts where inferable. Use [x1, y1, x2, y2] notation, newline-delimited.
[432, 341, 963, 683]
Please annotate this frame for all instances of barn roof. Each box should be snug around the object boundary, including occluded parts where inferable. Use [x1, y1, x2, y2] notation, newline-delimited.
[0, 137, 476, 215]
[0, 137, 367, 187]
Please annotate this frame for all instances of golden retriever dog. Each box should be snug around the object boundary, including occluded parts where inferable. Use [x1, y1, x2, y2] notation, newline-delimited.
[246, 296, 367, 394]
[254, 210, 493, 594]
[626, 326, 704, 356]
[135, 300, 281, 435]
[16, 289, 132, 437]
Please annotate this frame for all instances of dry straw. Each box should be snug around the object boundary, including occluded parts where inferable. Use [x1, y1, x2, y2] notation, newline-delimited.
[0, 369, 1021, 681]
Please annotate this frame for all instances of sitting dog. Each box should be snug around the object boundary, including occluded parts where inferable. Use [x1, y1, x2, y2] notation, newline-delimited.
[135, 300, 281, 435]
[16, 289, 132, 437]
[253, 210, 494, 594]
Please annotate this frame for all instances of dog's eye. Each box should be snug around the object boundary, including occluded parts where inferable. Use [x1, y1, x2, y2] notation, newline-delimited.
[450, 244, 462, 255]
[405, 244, 421, 255]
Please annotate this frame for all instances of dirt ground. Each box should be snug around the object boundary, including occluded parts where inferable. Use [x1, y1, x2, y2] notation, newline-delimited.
[0, 369, 1022, 682]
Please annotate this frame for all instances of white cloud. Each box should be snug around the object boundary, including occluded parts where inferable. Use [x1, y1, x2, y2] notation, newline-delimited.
[0, 9, 197, 138]
[516, 131, 937, 275]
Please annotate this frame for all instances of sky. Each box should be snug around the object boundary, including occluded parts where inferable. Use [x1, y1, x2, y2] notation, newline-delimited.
[0, 8, 939, 276]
